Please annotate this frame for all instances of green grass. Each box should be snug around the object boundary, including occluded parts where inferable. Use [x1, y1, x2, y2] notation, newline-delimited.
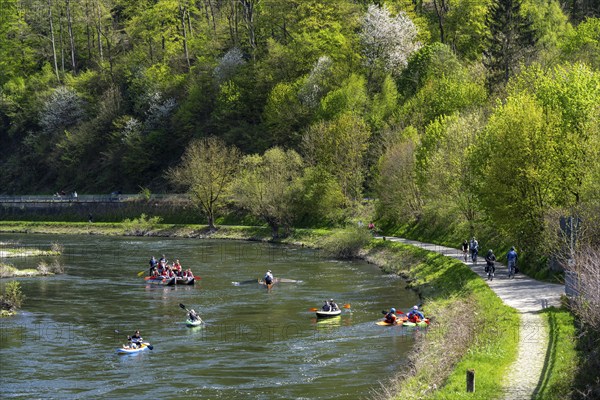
[533, 307, 579, 400]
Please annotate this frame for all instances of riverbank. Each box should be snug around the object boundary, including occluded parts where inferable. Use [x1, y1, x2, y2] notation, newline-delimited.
[0, 221, 568, 398]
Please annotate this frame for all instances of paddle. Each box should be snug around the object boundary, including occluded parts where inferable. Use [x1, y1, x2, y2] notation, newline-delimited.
[137, 266, 154, 277]
[114, 330, 153, 350]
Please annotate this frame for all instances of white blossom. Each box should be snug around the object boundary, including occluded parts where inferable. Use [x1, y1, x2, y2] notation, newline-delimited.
[39, 86, 85, 134]
[359, 4, 421, 75]
[214, 47, 246, 82]
[299, 56, 333, 108]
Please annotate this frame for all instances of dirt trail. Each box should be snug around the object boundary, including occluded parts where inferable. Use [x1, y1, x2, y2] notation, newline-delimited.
[379, 236, 564, 400]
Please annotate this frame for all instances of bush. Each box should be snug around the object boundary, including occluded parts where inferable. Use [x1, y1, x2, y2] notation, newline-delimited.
[321, 226, 373, 259]
[122, 213, 163, 235]
[0, 281, 25, 310]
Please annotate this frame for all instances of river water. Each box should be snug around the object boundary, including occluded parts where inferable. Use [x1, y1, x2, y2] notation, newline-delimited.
[0, 234, 421, 399]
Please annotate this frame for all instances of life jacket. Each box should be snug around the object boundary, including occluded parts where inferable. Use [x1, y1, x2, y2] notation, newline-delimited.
[385, 313, 397, 323]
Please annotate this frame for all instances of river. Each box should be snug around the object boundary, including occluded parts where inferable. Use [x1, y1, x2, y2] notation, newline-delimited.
[0, 233, 421, 399]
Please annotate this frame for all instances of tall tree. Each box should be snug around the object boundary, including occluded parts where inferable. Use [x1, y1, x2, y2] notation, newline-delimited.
[232, 147, 303, 238]
[167, 137, 241, 230]
[483, 0, 537, 88]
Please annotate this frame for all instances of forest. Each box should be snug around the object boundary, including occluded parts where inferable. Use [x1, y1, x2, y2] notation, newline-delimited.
[1, 0, 600, 259]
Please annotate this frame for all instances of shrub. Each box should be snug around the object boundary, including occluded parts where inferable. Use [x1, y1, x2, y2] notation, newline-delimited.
[122, 213, 163, 235]
[321, 226, 373, 259]
[0, 281, 25, 310]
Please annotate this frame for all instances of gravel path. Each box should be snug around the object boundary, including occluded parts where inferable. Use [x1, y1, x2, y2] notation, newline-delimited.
[378, 236, 564, 400]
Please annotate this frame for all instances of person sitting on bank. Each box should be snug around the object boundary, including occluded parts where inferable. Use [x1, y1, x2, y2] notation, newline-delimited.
[407, 306, 425, 323]
[127, 330, 143, 349]
[264, 270, 274, 285]
[384, 308, 398, 324]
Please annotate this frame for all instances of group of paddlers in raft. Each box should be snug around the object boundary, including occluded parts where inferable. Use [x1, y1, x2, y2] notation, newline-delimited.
[148, 255, 195, 279]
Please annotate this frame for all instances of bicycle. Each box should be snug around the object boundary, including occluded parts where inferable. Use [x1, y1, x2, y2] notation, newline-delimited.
[463, 250, 468, 262]
[485, 263, 495, 281]
[507, 261, 516, 279]
[471, 250, 478, 264]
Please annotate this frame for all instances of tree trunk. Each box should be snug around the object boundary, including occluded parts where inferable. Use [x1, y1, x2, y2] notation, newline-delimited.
[47, 0, 61, 81]
[433, 0, 447, 44]
[239, 0, 256, 59]
[66, 0, 77, 73]
[85, 0, 92, 61]
[96, 0, 104, 62]
[180, 4, 191, 69]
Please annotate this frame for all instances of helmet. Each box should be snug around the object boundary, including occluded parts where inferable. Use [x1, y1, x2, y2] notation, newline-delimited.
[330, 299, 334, 302]
[267, 270, 272, 273]
[510, 246, 515, 251]
[488, 249, 493, 254]
[413, 305, 418, 310]
[390, 308, 396, 313]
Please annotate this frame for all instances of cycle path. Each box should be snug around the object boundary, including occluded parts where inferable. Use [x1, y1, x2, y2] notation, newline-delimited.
[377, 236, 564, 400]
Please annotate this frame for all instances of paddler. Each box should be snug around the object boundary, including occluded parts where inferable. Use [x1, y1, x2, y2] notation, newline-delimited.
[126, 330, 143, 349]
[188, 309, 201, 322]
[264, 270, 274, 286]
[384, 308, 398, 324]
[407, 305, 425, 323]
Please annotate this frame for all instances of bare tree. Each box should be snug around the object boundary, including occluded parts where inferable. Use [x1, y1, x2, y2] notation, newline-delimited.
[47, 0, 61, 81]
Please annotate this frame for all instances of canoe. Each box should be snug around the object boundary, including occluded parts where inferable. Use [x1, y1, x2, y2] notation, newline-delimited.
[117, 342, 151, 354]
[316, 309, 342, 318]
[186, 318, 203, 327]
[175, 277, 195, 285]
[145, 277, 176, 286]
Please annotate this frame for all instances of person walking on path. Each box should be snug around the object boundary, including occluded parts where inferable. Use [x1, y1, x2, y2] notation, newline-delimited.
[507, 247, 518, 279]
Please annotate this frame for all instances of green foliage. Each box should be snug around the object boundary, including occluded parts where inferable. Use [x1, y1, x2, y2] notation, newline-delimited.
[561, 17, 600, 68]
[232, 147, 304, 237]
[122, 213, 163, 235]
[0, 281, 25, 310]
[321, 225, 373, 259]
[292, 167, 346, 227]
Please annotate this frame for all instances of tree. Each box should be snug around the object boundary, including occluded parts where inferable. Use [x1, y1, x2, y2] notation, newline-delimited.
[167, 137, 241, 230]
[359, 4, 422, 76]
[474, 91, 556, 251]
[302, 113, 371, 201]
[375, 128, 423, 222]
[232, 147, 303, 238]
[483, 0, 538, 88]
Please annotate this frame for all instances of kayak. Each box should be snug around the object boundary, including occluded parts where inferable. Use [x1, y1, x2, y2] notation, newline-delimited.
[376, 316, 408, 326]
[117, 342, 151, 354]
[186, 318, 203, 327]
[316, 309, 342, 318]
[402, 319, 429, 327]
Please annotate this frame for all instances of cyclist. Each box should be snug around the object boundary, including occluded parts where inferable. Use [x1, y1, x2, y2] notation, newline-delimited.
[507, 247, 518, 278]
[485, 249, 496, 280]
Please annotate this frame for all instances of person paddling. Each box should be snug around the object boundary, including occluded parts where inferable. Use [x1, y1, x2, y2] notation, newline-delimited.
[264, 270, 274, 286]
[188, 309, 202, 323]
[407, 306, 424, 323]
[126, 330, 143, 349]
[321, 300, 331, 312]
[329, 299, 339, 311]
[384, 308, 398, 324]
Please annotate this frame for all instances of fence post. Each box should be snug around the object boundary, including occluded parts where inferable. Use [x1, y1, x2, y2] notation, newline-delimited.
[466, 369, 475, 392]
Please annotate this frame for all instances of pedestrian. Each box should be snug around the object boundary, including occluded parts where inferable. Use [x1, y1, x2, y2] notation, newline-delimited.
[507, 247, 518, 278]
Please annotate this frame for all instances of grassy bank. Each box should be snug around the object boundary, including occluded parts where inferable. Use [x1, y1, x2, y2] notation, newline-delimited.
[0, 221, 329, 246]
[533, 307, 579, 400]
[364, 240, 520, 399]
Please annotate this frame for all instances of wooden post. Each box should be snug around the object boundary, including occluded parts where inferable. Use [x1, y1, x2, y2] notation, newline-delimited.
[466, 369, 475, 392]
